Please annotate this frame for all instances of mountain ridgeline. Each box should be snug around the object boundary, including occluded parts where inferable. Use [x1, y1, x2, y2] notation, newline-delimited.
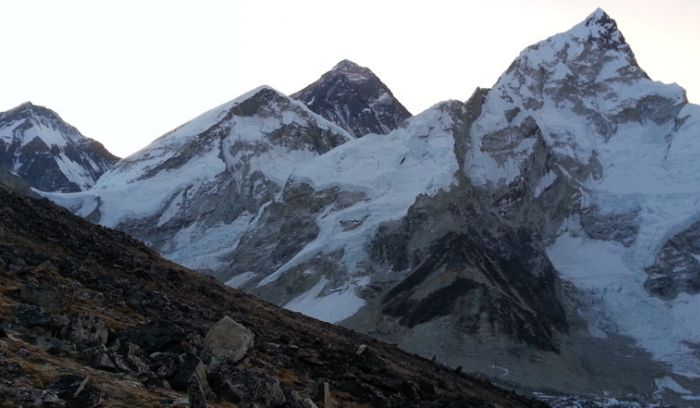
[7, 8, 700, 406]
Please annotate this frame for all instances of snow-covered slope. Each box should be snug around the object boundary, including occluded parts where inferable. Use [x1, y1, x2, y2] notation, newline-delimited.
[47, 86, 352, 273]
[225, 101, 465, 322]
[292, 60, 412, 137]
[0, 102, 118, 192]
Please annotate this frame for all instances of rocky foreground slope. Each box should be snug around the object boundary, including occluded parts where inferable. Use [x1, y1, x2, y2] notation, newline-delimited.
[0, 184, 540, 407]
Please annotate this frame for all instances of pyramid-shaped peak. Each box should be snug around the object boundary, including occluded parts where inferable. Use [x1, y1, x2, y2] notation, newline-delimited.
[292, 60, 411, 137]
[332, 59, 364, 71]
[568, 7, 625, 45]
[586, 7, 610, 23]
[328, 59, 376, 81]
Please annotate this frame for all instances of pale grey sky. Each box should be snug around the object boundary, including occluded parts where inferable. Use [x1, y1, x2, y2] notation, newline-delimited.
[1, 0, 698, 157]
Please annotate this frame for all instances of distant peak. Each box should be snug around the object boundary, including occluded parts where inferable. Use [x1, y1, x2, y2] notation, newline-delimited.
[8, 101, 40, 114]
[568, 7, 625, 46]
[4, 101, 60, 121]
[332, 59, 363, 71]
[233, 85, 287, 104]
[328, 59, 375, 81]
[586, 7, 610, 23]
[17, 101, 36, 109]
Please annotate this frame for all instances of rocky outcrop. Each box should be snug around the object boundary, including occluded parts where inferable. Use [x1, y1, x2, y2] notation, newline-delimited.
[0, 102, 118, 192]
[292, 59, 411, 137]
[645, 220, 700, 298]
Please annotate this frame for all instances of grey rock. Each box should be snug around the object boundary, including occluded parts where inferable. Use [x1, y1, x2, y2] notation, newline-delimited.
[645, 219, 700, 298]
[187, 371, 208, 408]
[61, 313, 108, 349]
[149, 352, 180, 378]
[580, 206, 640, 247]
[0, 380, 64, 407]
[48, 374, 103, 407]
[209, 365, 286, 407]
[202, 316, 254, 366]
[284, 390, 319, 408]
[169, 353, 206, 392]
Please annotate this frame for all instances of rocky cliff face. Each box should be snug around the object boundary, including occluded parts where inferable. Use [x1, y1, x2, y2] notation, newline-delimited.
[292, 60, 411, 137]
[0, 184, 541, 407]
[0, 102, 118, 192]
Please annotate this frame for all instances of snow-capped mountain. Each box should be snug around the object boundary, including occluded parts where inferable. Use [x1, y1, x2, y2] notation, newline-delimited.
[43, 9, 700, 404]
[469, 6, 700, 383]
[47, 86, 352, 273]
[292, 59, 412, 137]
[0, 102, 118, 192]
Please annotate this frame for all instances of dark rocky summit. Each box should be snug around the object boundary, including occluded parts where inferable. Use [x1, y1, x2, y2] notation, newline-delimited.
[292, 60, 412, 137]
[0, 184, 541, 407]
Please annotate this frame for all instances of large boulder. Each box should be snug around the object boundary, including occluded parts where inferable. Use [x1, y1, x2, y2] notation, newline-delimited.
[201, 316, 254, 366]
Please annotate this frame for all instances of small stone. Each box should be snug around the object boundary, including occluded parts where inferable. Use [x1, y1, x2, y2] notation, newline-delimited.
[169, 353, 204, 392]
[49, 374, 88, 399]
[49, 375, 104, 408]
[209, 365, 285, 407]
[201, 316, 254, 367]
[187, 371, 208, 408]
[323, 382, 334, 408]
[149, 352, 179, 378]
[356, 344, 368, 356]
[284, 389, 319, 408]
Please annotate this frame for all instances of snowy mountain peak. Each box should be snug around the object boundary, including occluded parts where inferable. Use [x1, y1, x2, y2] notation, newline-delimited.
[466, 7, 689, 188]
[0, 102, 118, 192]
[569, 8, 633, 53]
[0, 101, 83, 145]
[292, 60, 411, 137]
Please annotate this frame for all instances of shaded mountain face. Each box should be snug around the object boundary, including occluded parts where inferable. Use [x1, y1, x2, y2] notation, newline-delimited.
[45, 9, 700, 404]
[292, 60, 411, 137]
[0, 184, 541, 407]
[0, 102, 118, 192]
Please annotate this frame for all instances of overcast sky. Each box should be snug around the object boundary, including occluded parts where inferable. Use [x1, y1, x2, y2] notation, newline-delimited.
[2, 0, 698, 157]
